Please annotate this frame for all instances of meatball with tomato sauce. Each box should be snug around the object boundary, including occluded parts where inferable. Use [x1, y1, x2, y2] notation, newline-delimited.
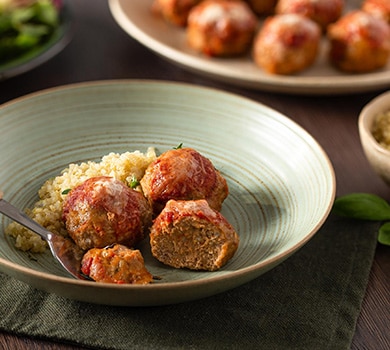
[327, 10, 390, 73]
[140, 147, 228, 215]
[253, 13, 321, 75]
[152, 0, 202, 26]
[62, 176, 152, 250]
[186, 0, 257, 57]
[245, 0, 278, 16]
[275, 0, 344, 31]
[363, 0, 390, 24]
[150, 199, 239, 271]
[81, 244, 153, 284]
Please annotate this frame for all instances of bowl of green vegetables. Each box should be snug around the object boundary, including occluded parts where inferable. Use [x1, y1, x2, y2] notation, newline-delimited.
[0, 0, 72, 80]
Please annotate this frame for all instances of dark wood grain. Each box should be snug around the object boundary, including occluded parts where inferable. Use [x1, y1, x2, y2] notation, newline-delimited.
[0, 0, 388, 349]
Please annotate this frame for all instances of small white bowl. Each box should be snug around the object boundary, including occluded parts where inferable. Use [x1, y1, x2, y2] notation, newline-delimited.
[359, 90, 390, 185]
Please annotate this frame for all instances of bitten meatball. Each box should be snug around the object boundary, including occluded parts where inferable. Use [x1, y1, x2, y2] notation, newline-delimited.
[186, 0, 257, 56]
[81, 244, 153, 284]
[276, 0, 344, 31]
[152, 0, 202, 26]
[245, 0, 278, 16]
[140, 147, 228, 214]
[327, 10, 390, 73]
[62, 176, 152, 250]
[253, 13, 321, 75]
[362, 0, 390, 24]
[150, 199, 239, 271]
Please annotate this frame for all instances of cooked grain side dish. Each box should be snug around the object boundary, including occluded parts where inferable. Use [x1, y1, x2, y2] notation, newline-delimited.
[5, 148, 157, 253]
[372, 110, 390, 150]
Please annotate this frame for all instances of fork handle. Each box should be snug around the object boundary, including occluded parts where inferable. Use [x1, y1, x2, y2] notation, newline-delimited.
[0, 198, 50, 242]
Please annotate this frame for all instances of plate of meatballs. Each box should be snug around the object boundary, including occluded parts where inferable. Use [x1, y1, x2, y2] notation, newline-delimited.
[0, 80, 335, 306]
[109, 0, 390, 94]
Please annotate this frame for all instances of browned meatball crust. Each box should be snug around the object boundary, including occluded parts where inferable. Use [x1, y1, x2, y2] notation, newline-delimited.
[276, 0, 344, 31]
[327, 10, 390, 73]
[186, 0, 257, 56]
[140, 147, 228, 214]
[152, 0, 202, 26]
[62, 176, 152, 250]
[362, 0, 390, 24]
[81, 244, 153, 284]
[253, 13, 321, 75]
[150, 199, 239, 271]
[245, 0, 278, 16]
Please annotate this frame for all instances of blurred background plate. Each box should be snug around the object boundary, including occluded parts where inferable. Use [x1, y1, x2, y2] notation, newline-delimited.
[109, 0, 390, 95]
[0, 1, 73, 81]
[0, 80, 335, 306]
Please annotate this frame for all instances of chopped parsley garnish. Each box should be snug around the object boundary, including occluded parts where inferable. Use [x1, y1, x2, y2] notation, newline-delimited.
[173, 143, 183, 149]
[129, 175, 140, 189]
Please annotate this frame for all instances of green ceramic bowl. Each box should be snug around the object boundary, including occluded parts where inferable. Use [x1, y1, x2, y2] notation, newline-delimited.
[0, 81, 335, 306]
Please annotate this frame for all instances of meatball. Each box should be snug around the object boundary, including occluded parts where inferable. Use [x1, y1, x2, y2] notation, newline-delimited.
[81, 244, 153, 284]
[62, 176, 152, 250]
[150, 199, 239, 271]
[362, 0, 390, 24]
[152, 0, 202, 26]
[276, 0, 344, 31]
[327, 10, 390, 73]
[140, 147, 228, 215]
[186, 0, 257, 56]
[245, 0, 278, 16]
[253, 14, 321, 75]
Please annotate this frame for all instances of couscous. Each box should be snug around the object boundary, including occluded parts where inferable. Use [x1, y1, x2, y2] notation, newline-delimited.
[5, 148, 157, 253]
[372, 110, 390, 150]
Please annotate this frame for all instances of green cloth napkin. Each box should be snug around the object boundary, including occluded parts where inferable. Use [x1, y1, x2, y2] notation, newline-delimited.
[0, 214, 378, 350]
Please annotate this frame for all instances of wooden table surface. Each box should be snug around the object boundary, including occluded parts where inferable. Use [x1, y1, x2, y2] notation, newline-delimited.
[0, 1, 389, 349]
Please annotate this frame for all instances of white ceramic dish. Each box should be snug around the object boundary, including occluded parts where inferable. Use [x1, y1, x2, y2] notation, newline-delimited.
[108, 0, 390, 95]
[0, 1, 73, 81]
[0, 80, 335, 306]
[359, 90, 390, 185]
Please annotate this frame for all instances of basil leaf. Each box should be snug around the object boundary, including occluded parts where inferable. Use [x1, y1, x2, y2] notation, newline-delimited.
[332, 193, 390, 221]
[378, 223, 390, 246]
[61, 188, 71, 195]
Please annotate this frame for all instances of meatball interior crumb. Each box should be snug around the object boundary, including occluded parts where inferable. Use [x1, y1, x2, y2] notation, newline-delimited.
[150, 199, 239, 271]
